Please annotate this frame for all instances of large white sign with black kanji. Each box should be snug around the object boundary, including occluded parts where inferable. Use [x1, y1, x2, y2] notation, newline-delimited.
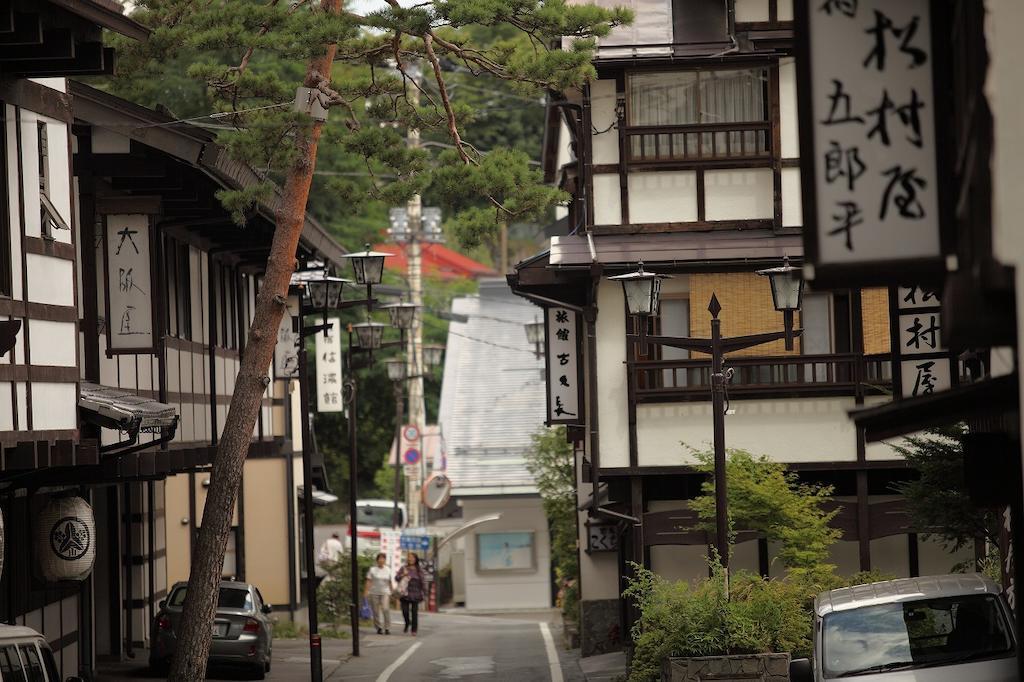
[545, 307, 583, 425]
[798, 0, 944, 280]
[315, 318, 343, 412]
[105, 215, 154, 351]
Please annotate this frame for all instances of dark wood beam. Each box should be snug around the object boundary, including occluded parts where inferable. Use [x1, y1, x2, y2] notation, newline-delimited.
[7, 43, 112, 78]
[0, 12, 41, 45]
[0, 28, 71, 59]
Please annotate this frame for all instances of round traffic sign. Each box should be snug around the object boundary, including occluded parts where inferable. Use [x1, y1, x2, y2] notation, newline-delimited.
[403, 448, 421, 465]
[403, 424, 420, 442]
[421, 473, 452, 510]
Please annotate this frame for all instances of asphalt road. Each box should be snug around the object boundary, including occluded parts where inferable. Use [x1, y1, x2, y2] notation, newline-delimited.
[94, 609, 583, 681]
[330, 609, 584, 682]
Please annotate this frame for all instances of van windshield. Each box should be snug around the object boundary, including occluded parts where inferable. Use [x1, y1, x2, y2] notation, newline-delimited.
[356, 504, 402, 527]
[823, 594, 1014, 678]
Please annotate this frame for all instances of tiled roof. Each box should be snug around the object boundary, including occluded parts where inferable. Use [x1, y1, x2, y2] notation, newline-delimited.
[374, 243, 497, 281]
[438, 280, 546, 496]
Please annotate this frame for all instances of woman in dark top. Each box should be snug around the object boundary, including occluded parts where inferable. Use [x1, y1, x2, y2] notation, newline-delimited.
[395, 552, 425, 635]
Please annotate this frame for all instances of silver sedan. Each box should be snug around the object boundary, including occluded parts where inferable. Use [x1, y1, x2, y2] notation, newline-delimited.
[150, 580, 274, 680]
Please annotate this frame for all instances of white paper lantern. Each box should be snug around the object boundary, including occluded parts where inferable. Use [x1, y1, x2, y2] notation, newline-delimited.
[37, 496, 95, 582]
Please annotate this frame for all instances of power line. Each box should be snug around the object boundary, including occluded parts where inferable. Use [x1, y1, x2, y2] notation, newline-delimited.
[446, 329, 538, 356]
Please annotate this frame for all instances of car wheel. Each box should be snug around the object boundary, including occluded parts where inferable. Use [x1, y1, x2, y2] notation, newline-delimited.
[265, 657, 271, 673]
[249, 663, 266, 680]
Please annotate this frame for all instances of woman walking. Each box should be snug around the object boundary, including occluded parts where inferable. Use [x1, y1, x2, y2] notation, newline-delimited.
[395, 552, 425, 635]
[364, 552, 394, 635]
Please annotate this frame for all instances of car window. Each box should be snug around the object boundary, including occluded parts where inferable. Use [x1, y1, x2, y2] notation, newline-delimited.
[168, 586, 254, 610]
[19, 645, 44, 682]
[823, 594, 1013, 678]
[38, 648, 58, 682]
[356, 505, 400, 527]
[0, 645, 24, 679]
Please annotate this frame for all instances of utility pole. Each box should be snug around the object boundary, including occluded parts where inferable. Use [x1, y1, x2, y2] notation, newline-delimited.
[405, 62, 426, 530]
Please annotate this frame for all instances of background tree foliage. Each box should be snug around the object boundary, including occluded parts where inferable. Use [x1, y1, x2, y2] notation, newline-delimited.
[890, 425, 998, 568]
[525, 425, 579, 622]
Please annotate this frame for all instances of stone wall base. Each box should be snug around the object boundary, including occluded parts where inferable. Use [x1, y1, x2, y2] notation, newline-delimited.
[580, 598, 623, 657]
[662, 653, 791, 682]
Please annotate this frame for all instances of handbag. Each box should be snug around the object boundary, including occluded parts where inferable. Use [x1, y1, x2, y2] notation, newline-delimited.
[395, 574, 410, 599]
[359, 597, 372, 620]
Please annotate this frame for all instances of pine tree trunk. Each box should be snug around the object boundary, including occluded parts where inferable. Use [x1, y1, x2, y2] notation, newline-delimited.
[168, 2, 340, 678]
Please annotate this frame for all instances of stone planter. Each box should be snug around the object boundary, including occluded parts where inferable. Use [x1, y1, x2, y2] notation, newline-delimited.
[661, 653, 791, 682]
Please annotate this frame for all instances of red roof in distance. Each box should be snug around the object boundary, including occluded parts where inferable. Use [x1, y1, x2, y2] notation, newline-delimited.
[374, 243, 497, 281]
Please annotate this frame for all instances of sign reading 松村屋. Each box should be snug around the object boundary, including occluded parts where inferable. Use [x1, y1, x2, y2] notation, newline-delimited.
[545, 307, 583, 426]
[796, 0, 948, 286]
[891, 285, 955, 399]
[315, 318, 343, 412]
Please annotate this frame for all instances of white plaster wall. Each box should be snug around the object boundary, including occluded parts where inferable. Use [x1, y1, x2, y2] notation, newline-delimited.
[27, 78, 66, 93]
[593, 174, 622, 226]
[650, 545, 710, 584]
[25, 254, 74, 306]
[14, 382, 26, 427]
[870, 534, 911, 579]
[782, 166, 802, 227]
[5, 105, 22, 300]
[0, 381, 12, 430]
[918, 535, 976, 576]
[637, 398, 861, 466]
[778, 0, 793, 21]
[735, 0, 768, 22]
[704, 169, 774, 220]
[780, 58, 799, 159]
[31, 382, 77, 429]
[591, 79, 618, 165]
[628, 171, 698, 223]
[595, 280, 629, 468]
[29, 320, 76, 366]
[461, 496, 552, 610]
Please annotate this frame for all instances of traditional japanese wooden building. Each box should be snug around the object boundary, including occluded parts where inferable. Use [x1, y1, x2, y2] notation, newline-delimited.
[510, 0, 976, 659]
[67, 81, 345, 673]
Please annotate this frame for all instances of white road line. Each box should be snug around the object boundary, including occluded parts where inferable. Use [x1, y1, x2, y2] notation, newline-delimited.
[539, 622, 564, 682]
[375, 641, 422, 682]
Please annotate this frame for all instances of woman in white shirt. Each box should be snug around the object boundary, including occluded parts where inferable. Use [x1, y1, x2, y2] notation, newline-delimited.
[363, 552, 394, 634]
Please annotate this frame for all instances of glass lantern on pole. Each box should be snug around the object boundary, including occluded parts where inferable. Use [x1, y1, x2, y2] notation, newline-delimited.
[756, 256, 805, 351]
[340, 243, 389, 286]
[422, 343, 445, 368]
[351, 321, 388, 350]
[382, 302, 419, 331]
[524, 317, 544, 358]
[385, 357, 407, 382]
[608, 261, 671, 317]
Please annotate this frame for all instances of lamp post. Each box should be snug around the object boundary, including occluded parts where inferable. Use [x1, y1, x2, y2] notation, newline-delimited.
[293, 249, 389, 674]
[383, 301, 418, 531]
[608, 259, 804, 581]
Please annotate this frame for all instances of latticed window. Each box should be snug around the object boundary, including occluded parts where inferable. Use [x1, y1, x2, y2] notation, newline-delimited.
[626, 67, 770, 162]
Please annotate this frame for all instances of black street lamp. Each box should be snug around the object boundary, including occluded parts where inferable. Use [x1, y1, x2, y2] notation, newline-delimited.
[608, 259, 803, 585]
[292, 251, 390, 678]
[524, 317, 544, 358]
[756, 256, 805, 352]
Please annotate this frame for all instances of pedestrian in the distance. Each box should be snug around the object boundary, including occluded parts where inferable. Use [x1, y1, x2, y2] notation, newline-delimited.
[364, 552, 394, 635]
[395, 552, 425, 636]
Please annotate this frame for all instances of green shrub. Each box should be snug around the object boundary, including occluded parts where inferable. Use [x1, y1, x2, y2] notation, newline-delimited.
[623, 562, 812, 682]
[317, 552, 376, 625]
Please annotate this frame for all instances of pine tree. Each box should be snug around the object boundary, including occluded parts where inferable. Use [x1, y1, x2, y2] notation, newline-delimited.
[105, 1, 630, 678]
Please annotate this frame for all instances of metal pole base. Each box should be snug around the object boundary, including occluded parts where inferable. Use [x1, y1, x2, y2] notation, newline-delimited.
[310, 633, 323, 680]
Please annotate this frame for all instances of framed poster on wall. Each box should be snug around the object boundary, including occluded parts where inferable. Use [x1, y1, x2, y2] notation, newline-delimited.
[475, 531, 536, 572]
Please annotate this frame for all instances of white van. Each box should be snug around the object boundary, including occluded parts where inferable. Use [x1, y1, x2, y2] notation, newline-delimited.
[0, 624, 82, 681]
[790, 574, 1017, 681]
[344, 499, 407, 552]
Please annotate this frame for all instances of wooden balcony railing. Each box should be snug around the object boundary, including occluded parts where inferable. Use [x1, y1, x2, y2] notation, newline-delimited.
[633, 353, 893, 403]
[624, 121, 771, 165]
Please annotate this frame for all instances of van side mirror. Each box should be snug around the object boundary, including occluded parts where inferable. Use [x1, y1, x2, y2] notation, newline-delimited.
[158, 600, 166, 610]
[261, 603, 273, 614]
[789, 658, 813, 682]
